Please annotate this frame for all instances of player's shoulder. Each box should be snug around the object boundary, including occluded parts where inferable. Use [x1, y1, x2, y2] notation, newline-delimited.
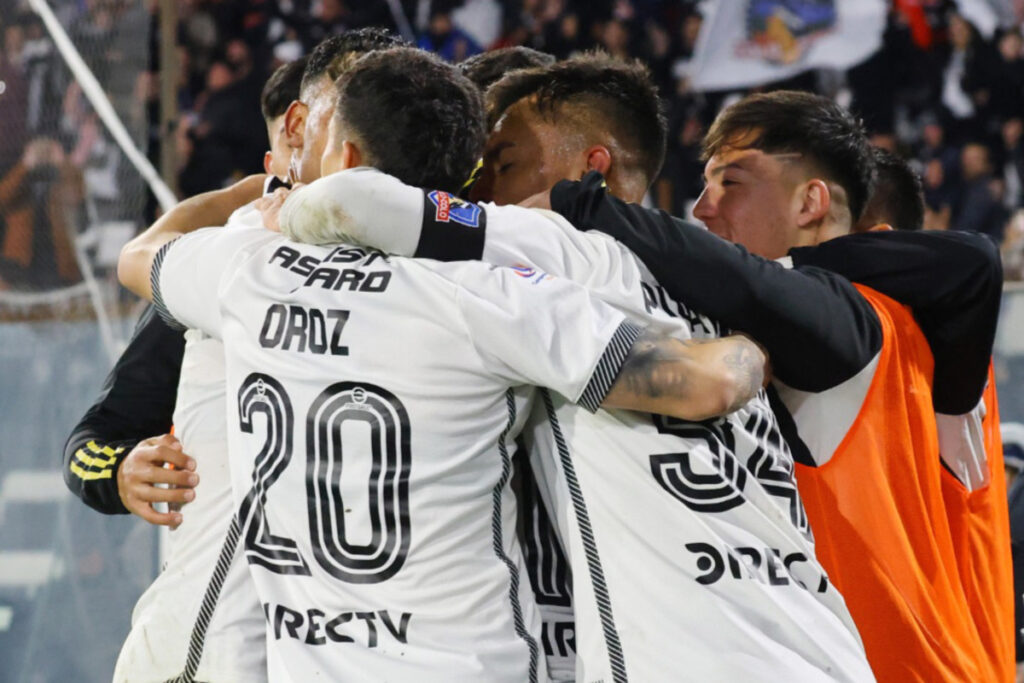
[393, 255, 498, 287]
[396, 256, 561, 300]
[224, 200, 264, 229]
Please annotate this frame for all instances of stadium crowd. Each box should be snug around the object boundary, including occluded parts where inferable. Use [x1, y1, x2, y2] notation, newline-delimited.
[4, 0, 1024, 288]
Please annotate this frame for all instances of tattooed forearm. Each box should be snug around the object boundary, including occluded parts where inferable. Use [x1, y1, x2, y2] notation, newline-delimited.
[616, 332, 697, 399]
[601, 330, 769, 421]
[721, 337, 766, 411]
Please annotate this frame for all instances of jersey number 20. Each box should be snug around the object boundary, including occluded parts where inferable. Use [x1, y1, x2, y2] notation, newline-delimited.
[236, 373, 412, 584]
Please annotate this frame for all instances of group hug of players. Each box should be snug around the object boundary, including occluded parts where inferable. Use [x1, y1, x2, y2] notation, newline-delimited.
[63, 27, 1013, 683]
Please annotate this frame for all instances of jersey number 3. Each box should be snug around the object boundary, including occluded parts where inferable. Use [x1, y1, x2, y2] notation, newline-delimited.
[236, 373, 412, 584]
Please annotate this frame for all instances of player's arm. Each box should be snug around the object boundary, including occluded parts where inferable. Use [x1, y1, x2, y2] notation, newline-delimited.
[63, 305, 196, 524]
[549, 172, 883, 393]
[789, 230, 1002, 414]
[118, 174, 266, 301]
[601, 332, 767, 420]
[278, 168, 664, 314]
[455, 265, 767, 422]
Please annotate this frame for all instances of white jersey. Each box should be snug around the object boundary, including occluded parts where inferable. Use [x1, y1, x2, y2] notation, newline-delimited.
[279, 169, 875, 682]
[152, 224, 640, 683]
[114, 204, 267, 683]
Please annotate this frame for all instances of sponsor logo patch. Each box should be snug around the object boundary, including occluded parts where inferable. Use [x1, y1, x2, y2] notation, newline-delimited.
[511, 264, 552, 284]
[427, 190, 481, 228]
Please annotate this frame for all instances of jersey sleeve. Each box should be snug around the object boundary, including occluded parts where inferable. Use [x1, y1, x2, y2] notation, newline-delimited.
[278, 169, 651, 313]
[453, 264, 643, 411]
[153, 226, 272, 337]
[62, 305, 185, 514]
[789, 230, 1003, 414]
[550, 172, 883, 393]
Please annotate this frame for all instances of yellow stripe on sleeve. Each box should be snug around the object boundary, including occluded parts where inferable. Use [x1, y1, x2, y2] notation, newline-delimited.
[86, 440, 125, 458]
[70, 462, 114, 481]
[74, 448, 118, 469]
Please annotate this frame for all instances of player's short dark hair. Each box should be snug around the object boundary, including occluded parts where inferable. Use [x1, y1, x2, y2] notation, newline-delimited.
[486, 52, 668, 185]
[862, 148, 924, 231]
[704, 90, 874, 222]
[458, 47, 556, 91]
[300, 28, 406, 99]
[334, 47, 485, 193]
[260, 57, 308, 122]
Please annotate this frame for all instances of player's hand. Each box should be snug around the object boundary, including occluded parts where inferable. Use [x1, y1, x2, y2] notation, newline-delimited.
[518, 188, 552, 210]
[257, 183, 302, 233]
[116, 434, 198, 528]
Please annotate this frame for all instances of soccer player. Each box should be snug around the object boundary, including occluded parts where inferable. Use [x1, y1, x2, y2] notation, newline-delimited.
[456, 44, 576, 682]
[261, 56, 308, 179]
[117, 47, 768, 682]
[459, 46, 556, 90]
[795, 144, 1013, 680]
[539, 91, 1003, 681]
[64, 29, 404, 682]
[855, 147, 924, 232]
[272, 54, 874, 682]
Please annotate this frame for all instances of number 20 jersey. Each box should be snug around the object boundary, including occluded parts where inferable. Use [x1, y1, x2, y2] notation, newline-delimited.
[153, 224, 639, 683]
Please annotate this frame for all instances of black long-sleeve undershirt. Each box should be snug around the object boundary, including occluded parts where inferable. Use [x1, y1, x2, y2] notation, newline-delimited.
[550, 173, 882, 393]
[789, 231, 1002, 414]
[550, 172, 1001, 411]
[62, 305, 185, 514]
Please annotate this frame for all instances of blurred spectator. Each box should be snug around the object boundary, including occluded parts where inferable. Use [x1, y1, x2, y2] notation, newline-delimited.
[1001, 117, 1024, 211]
[923, 157, 954, 231]
[1003, 209, 1024, 280]
[953, 142, 1008, 241]
[0, 137, 82, 289]
[177, 51, 266, 196]
[941, 14, 997, 142]
[7, 0, 1024, 289]
[0, 22, 27, 176]
[418, 7, 482, 63]
[992, 28, 1024, 121]
[20, 14, 62, 135]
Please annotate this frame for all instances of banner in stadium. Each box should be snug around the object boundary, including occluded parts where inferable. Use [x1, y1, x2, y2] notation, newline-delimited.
[688, 0, 887, 92]
[955, 0, 1015, 38]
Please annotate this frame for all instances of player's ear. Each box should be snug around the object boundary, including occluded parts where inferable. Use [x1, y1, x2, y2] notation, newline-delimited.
[283, 100, 307, 149]
[263, 151, 273, 175]
[795, 179, 831, 228]
[584, 145, 612, 177]
[340, 140, 363, 171]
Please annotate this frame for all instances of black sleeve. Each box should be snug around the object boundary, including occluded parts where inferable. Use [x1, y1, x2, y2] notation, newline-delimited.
[62, 305, 186, 514]
[788, 230, 1002, 414]
[550, 172, 882, 392]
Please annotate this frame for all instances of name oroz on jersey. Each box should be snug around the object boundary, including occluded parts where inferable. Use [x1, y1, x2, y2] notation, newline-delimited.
[259, 304, 350, 356]
[265, 602, 412, 649]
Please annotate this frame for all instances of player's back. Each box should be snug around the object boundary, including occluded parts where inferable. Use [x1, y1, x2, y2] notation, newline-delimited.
[155, 224, 637, 682]
[115, 203, 267, 683]
[521, 275, 871, 683]
[470, 206, 872, 681]
[790, 285, 989, 682]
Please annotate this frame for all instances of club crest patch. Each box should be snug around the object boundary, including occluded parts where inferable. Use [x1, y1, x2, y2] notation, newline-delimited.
[427, 190, 482, 228]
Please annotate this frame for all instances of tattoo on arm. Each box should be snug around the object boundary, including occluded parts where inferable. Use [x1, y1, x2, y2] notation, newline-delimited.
[721, 337, 766, 411]
[616, 332, 697, 399]
[605, 332, 766, 419]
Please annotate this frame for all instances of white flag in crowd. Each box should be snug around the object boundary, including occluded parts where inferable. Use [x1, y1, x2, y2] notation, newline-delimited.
[955, 0, 1016, 38]
[687, 0, 888, 93]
